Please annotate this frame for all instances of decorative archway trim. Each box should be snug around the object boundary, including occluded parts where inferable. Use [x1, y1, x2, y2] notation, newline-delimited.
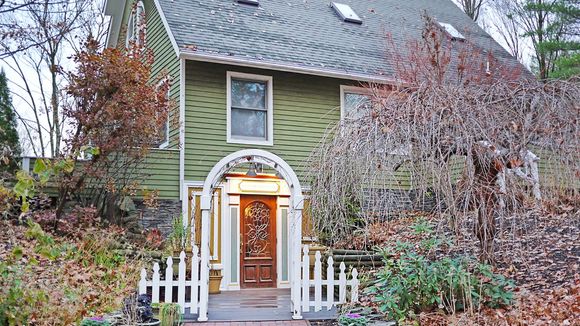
[197, 149, 304, 321]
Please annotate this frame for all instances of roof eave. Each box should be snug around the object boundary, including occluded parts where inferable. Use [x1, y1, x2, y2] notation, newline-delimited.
[179, 50, 400, 84]
[103, 0, 127, 48]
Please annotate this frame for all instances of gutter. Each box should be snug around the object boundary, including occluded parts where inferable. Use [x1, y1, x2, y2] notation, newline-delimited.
[179, 50, 400, 84]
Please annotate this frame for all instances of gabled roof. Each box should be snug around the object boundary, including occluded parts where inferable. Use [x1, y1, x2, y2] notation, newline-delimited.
[133, 0, 525, 81]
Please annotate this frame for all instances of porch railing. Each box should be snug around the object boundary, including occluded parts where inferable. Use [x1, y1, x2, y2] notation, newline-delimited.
[301, 245, 360, 312]
[138, 247, 201, 314]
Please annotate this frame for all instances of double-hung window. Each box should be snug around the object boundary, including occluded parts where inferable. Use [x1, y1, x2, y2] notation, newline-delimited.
[227, 72, 273, 146]
[340, 85, 372, 121]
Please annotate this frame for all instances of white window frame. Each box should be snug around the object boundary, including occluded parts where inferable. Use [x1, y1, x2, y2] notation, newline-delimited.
[226, 71, 274, 146]
[156, 78, 170, 149]
[340, 85, 372, 120]
[125, 1, 145, 48]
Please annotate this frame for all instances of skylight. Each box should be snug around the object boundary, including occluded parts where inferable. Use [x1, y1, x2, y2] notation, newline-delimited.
[438, 22, 465, 40]
[236, 0, 258, 6]
[331, 2, 362, 24]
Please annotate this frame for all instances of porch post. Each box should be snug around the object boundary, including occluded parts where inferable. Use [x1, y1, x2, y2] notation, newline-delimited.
[198, 195, 212, 322]
[291, 194, 304, 320]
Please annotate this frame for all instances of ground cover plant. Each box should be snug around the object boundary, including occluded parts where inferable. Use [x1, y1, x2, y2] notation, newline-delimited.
[0, 217, 150, 325]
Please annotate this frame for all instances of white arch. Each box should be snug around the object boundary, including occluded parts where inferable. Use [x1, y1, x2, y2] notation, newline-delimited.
[197, 149, 304, 321]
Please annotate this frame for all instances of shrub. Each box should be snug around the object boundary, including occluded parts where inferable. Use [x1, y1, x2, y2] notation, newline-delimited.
[159, 302, 182, 326]
[338, 312, 368, 326]
[80, 316, 111, 326]
[365, 238, 514, 322]
[0, 261, 48, 325]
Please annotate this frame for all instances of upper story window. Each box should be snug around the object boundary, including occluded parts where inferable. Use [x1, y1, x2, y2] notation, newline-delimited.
[126, 1, 145, 47]
[227, 72, 274, 146]
[340, 85, 372, 120]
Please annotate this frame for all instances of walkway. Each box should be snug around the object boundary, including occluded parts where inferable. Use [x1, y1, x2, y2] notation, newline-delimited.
[184, 288, 337, 322]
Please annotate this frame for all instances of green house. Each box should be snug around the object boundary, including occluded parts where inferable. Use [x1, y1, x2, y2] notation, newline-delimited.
[101, 0, 523, 319]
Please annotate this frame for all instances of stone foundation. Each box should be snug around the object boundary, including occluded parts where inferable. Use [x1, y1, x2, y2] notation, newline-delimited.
[133, 199, 182, 237]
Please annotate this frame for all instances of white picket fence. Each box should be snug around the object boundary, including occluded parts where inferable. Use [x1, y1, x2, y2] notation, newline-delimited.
[138, 244, 360, 317]
[138, 246, 201, 314]
[301, 245, 359, 312]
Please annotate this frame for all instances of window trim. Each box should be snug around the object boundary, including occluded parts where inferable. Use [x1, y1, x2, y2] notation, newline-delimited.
[125, 1, 145, 48]
[339, 85, 372, 120]
[226, 71, 274, 146]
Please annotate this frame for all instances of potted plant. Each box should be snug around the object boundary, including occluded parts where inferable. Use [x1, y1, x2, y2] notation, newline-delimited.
[168, 216, 186, 256]
[159, 303, 182, 326]
[120, 294, 160, 326]
[209, 264, 223, 294]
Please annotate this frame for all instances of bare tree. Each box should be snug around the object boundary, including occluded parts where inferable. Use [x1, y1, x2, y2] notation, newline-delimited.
[1, 0, 107, 157]
[487, 0, 525, 62]
[307, 16, 579, 263]
[457, 0, 487, 21]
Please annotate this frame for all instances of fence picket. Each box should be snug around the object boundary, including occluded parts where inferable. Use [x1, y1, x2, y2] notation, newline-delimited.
[314, 251, 322, 312]
[139, 269, 146, 295]
[301, 245, 310, 312]
[178, 251, 186, 313]
[326, 256, 334, 310]
[191, 245, 199, 313]
[152, 263, 160, 303]
[165, 256, 173, 303]
[338, 262, 346, 304]
[351, 268, 359, 302]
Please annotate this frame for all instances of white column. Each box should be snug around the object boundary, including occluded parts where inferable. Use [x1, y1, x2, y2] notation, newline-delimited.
[198, 195, 212, 322]
[291, 194, 304, 320]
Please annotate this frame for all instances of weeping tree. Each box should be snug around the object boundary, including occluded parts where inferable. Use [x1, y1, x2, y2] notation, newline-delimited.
[307, 15, 579, 263]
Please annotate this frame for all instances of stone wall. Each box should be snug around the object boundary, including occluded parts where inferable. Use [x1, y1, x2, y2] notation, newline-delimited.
[133, 199, 182, 237]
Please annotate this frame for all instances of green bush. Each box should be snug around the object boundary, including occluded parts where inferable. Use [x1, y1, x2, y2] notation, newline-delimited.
[80, 317, 111, 326]
[338, 312, 368, 326]
[0, 262, 48, 325]
[365, 239, 514, 322]
[159, 302, 182, 326]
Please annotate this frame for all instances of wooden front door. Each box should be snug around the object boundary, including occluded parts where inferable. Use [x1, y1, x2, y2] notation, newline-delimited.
[240, 195, 277, 288]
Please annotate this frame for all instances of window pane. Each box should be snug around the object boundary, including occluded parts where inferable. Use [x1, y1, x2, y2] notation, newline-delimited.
[231, 79, 266, 110]
[231, 108, 266, 138]
[344, 92, 371, 119]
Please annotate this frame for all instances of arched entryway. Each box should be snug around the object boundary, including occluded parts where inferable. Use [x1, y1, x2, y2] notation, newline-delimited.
[197, 149, 304, 321]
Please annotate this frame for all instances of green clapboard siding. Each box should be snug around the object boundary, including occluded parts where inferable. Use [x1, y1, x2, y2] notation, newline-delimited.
[139, 149, 180, 199]
[26, 149, 179, 199]
[184, 61, 346, 183]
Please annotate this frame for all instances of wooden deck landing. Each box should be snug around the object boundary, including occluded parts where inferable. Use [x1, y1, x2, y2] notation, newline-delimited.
[184, 289, 337, 322]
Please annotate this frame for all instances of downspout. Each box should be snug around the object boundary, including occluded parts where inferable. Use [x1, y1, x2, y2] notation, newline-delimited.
[179, 58, 185, 202]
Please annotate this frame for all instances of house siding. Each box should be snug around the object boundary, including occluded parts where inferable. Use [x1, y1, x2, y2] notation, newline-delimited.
[109, 0, 181, 200]
[183, 61, 344, 183]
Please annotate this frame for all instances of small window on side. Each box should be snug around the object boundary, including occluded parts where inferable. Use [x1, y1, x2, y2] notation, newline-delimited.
[156, 79, 170, 148]
[340, 85, 372, 120]
[126, 1, 145, 47]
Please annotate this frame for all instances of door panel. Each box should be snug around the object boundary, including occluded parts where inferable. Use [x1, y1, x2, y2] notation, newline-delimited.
[240, 195, 277, 288]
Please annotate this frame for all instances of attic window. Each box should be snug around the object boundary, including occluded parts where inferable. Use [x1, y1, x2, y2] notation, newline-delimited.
[438, 22, 465, 40]
[331, 2, 362, 24]
[236, 0, 258, 5]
